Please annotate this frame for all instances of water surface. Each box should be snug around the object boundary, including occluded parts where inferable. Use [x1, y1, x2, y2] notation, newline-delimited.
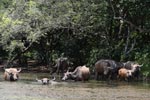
[0, 72, 149, 100]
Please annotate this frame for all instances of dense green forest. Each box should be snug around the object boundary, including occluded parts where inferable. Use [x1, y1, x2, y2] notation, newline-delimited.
[0, 0, 150, 77]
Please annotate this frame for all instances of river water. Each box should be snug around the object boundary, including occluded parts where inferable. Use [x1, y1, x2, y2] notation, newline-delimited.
[0, 72, 149, 100]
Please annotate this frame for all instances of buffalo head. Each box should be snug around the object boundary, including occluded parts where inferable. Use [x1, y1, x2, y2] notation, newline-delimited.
[126, 70, 132, 77]
[36, 78, 49, 85]
[36, 76, 56, 85]
[131, 63, 143, 73]
[41, 78, 50, 85]
[62, 71, 72, 81]
[4, 68, 21, 81]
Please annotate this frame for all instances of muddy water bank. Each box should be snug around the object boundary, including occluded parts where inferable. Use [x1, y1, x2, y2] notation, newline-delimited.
[0, 72, 150, 100]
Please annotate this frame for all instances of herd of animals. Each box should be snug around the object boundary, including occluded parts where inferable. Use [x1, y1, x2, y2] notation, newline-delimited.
[2, 58, 143, 85]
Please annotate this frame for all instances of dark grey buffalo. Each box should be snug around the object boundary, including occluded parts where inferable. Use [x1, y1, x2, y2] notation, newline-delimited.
[62, 65, 90, 81]
[124, 61, 142, 80]
[95, 59, 124, 80]
[51, 57, 72, 75]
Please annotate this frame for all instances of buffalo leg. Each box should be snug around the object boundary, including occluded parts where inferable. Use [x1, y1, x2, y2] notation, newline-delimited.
[95, 72, 99, 80]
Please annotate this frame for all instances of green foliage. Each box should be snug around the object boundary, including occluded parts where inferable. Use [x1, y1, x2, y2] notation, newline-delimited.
[135, 46, 150, 77]
[0, 0, 149, 76]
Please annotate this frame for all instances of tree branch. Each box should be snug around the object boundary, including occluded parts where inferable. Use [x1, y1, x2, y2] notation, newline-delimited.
[126, 38, 136, 54]
[114, 17, 143, 33]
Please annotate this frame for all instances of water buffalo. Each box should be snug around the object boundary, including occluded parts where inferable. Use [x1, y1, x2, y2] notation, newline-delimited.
[124, 61, 142, 80]
[51, 57, 72, 76]
[118, 68, 132, 81]
[36, 77, 57, 85]
[95, 59, 124, 80]
[36, 78, 50, 85]
[4, 68, 21, 81]
[62, 65, 90, 81]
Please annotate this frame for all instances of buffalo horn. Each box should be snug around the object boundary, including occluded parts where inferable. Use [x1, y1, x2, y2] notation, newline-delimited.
[17, 68, 21, 73]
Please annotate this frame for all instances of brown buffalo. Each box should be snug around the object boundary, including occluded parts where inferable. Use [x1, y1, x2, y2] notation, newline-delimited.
[4, 68, 21, 81]
[62, 65, 90, 81]
[95, 59, 124, 80]
[118, 68, 132, 81]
